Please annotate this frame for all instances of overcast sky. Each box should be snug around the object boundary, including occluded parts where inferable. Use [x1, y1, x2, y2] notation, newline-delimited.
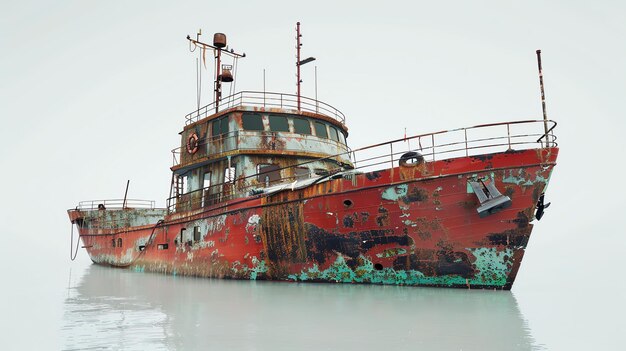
[1, 0, 624, 349]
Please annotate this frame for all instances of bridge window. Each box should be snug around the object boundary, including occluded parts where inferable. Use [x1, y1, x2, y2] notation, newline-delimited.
[269, 115, 289, 132]
[257, 164, 281, 185]
[314, 121, 328, 138]
[112, 239, 116, 248]
[293, 117, 311, 135]
[117, 238, 122, 247]
[329, 126, 340, 142]
[242, 113, 264, 131]
[212, 116, 229, 137]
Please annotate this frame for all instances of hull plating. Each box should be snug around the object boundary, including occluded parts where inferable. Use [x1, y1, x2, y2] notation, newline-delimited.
[70, 148, 558, 290]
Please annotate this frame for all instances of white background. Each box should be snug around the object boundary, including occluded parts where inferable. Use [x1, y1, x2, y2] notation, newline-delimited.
[1, 1, 624, 349]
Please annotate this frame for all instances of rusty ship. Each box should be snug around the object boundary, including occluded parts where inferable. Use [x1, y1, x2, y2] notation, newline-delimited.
[68, 25, 558, 290]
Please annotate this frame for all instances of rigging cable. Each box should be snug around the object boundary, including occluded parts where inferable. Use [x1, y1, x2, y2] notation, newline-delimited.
[196, 58, 200, 111]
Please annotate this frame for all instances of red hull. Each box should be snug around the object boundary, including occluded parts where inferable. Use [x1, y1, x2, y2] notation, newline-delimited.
[70, 147, 558, 290]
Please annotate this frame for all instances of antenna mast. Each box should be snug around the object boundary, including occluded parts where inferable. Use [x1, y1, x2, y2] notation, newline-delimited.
[187, 32, 245, 113]
[296, 22, 302, 110]
[295, 22, 316, 111]
[536, 49, 549, 144]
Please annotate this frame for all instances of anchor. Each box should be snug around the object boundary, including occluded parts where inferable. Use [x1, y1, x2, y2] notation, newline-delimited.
[468, 179, 512, 218]
[535, 194, 551, 220]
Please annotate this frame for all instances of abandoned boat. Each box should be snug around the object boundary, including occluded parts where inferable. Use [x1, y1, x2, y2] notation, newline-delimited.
[68, 26, 558, 289]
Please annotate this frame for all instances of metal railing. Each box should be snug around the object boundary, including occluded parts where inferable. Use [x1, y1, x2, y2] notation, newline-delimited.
[346, 119, 557, 173]
[167, 119, 557, 213]
[184, 91, 346, 125]
[77, 199, 157, 211]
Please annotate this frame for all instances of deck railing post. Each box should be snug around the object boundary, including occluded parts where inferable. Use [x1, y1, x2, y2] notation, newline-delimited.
[431, 134, 436, 161]
[507, 124, 511, 150]
[464, 129, 468, 157]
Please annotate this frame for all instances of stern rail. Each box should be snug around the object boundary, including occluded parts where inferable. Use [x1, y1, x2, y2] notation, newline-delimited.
[76, 199, 157, 211]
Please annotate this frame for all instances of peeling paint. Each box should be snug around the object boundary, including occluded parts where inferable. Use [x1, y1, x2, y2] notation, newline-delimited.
[69, 145, 558, 290]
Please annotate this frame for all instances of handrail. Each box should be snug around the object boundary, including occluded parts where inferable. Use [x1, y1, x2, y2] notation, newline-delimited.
[536, 120, 558, 144]
[75, 199, 158, 211]
[166, 120, 557, 213]
[184, 91, 346, 126]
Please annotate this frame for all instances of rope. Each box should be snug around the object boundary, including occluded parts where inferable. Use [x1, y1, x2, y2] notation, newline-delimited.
[70, 223, 80, 261]
[111, 219, 164, 268]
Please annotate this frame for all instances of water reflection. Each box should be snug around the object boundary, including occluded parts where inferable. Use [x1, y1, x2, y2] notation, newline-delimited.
[63, 265, 540, 350]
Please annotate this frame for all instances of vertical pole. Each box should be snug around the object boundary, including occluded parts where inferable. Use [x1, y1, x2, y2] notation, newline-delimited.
[431, 135, 435, 161]
[215, 47, 222, 114]
[464, 129, 468, 157]
[196, 58, 200, 111]
[507, 124, 511, 150]
[122, 180, 130, 209]
[315, 65, 318, 112]
[263, 68, 266, 107]
[536, 50, 549, 146]
[296, 22, 302, 111]
[196, 30, 202, 113]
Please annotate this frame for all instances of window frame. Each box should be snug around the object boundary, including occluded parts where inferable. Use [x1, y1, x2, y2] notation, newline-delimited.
[294, 167, 310, 180]
[293, 117, 312, 135]
[269, 115, 290, 132]
[224, 166, 236, 184]
[212, 116, 229, 137]
[257, 164, 281, 184]
[314, 121, 328, 139]
[329, 126, 340, 142]
[242, 113, 264, 131]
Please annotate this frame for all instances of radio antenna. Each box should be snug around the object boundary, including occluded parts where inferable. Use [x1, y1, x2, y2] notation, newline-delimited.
[295, 22, 316, 111]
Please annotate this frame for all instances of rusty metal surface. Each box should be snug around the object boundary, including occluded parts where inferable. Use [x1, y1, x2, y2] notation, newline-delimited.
[69, 146, 558, 289]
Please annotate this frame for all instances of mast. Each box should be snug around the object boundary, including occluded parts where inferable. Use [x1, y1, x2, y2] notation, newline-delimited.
[536, 50, 549, 145]
[295, 22, 316, 111]
[187, 32, 245, 113]
[296, 22, 302, 110]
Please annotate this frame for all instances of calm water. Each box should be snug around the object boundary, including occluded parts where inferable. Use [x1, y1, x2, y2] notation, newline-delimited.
[59, 264, 540, 350]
